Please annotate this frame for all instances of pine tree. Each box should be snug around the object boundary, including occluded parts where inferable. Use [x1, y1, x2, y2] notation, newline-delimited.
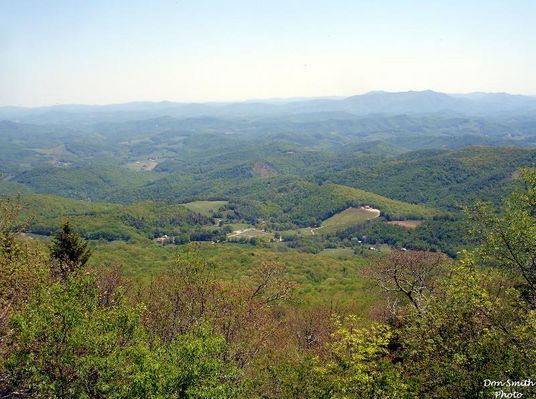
[50, 222, 92, 279]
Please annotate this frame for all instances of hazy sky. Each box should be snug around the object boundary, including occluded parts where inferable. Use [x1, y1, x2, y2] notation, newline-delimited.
[1, 0, 535, 106]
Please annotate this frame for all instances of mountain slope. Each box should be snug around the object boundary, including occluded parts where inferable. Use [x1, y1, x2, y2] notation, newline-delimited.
[324, 146, 536, 209]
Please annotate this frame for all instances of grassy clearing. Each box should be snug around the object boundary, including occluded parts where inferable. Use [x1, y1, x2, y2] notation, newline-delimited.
[386, 220, 423, 229]
[321, 207, 380, 233]
[292, 207, 380, 236]
[227, 228, 274, 240]
[318, 248, 355, 259]
[126, 160, 159, 171]
[182, 200, 228, 216]
[329, 183, 439, 219]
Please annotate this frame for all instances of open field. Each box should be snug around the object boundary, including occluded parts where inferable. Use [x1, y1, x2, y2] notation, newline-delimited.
[328, 184, 439, 219]
[318, 248, 355, 258]
[126, 160, 159, 171]
[227, 227, 274, 240]
[181, 200, 228, 216]
[386, 220, 423, 229]
[320, 207, 380, 233]
[294, 206, 380, 236]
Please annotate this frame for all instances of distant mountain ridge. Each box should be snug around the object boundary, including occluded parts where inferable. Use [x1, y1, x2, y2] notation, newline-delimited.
[2, 90, 536, 125]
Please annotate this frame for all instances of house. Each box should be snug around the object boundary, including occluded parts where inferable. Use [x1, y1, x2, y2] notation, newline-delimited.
[155, 235, 174, 245]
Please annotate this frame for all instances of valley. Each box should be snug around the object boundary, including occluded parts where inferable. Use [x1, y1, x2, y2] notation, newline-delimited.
[2, 95, 535, 273]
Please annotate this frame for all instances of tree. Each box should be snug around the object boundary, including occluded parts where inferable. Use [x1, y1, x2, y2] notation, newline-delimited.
[399, 264, 509, 398]
[0, 198, 48, 382]
[4, 272, 241, 399]
[468, 168, 536, 295]
[397, 168, 536, 398]
[50, 222, 92, 280]
[369, 250, 450, 314]
[315, 315, 413, 399]
[0, 196, 25, 261]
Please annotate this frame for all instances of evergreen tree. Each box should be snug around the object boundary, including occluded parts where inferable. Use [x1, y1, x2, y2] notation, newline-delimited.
[50, 222, 92, 279]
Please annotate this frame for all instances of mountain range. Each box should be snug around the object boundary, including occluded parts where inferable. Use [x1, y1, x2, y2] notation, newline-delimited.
[2, 90, 536, 125]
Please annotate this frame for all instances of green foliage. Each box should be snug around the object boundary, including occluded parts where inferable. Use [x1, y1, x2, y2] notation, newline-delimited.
[1, 240, 240, 398]
[0, 196, 25, 260]
[394, 169, 536, 398]
[16, 194, 213, 242]
[3, 141, 528, 255]
[182, 200, 228, 216]
[316, 316, 412, 399]
[50, 222, 92, 278]
[225, 177, 437, 229]
[468, 168, 536, 289]
[145, 326, 241, 399]
[243, 317, 413, 399]
[2, 107, 536, 398]
[2, 167, 536, 398]
[243, 353, 323, 399]
[0, 180, 33, 195]
[398, 262, 535, 398]
[0, 199, 49, 358]
[326, 184, 438, 220]
[13, 162, 158, 202]
[5, 275, 143, 398]
[316, 207, 380, 233]
[337, 217, 469, 257]
[326, 146, 536, 210]
[90, 241, 377, 311]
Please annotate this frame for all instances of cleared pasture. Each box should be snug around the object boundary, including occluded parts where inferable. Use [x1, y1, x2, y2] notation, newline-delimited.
[182, 200, 228, 216]
[321, 207, 380, 232]
[386, 220, 422, 229]
[293, 207, 380, 236]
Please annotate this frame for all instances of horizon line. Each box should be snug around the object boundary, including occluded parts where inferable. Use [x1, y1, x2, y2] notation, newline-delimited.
[2, 89, 536, 109]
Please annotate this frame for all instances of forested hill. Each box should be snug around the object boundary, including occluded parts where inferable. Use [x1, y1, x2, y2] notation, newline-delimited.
[319, 146, 536, 209]
[2, 145, 532, 213]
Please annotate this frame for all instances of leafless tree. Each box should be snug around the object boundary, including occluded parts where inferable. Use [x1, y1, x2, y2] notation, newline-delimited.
[370, 250, 451, 313]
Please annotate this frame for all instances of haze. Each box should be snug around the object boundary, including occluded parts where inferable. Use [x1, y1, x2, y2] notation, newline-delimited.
[1, 0, 535, 107]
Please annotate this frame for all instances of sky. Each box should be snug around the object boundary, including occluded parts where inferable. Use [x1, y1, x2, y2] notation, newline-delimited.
[1, 0, 535, 106]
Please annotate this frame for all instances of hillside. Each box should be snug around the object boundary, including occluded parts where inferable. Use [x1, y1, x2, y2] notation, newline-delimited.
[16, 194, 214, 242]
[323, 146, 536, 209]
[222, 177, 438, 229]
